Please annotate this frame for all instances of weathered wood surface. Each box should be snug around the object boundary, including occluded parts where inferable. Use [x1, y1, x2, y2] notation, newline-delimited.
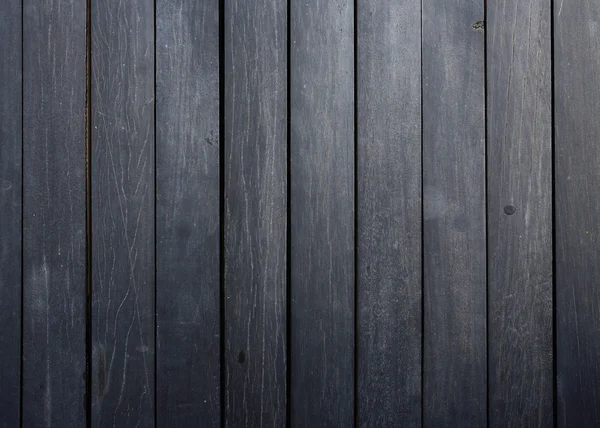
[422, 0, 487, 426]
[22, 1, 87, 426]
[156, 0, 220, 425]
[223, 0, 287, 426]
[0, 0, 22, 425]
[555, 0, 600, 426]
[487, 0, 553, 426]
[356, 0, 422, 426]
[91, 0, 155, 425]
[8, 0, 600, 424]
[290, 0, 354, 425]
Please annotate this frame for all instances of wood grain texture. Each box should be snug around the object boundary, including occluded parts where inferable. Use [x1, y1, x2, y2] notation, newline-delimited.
[290, 0, 354, 425]
[156, 0, 220, 425]
[223, 0, 287, 425]
[91, 0, 155, 425]
[422, 0, 486, 426]
[22, 0, 87, 426]
[487, 0, 553, 426]
[356, 0, 421, 426]
[0, 0, 21, 425]
[555, 1, 600, 425]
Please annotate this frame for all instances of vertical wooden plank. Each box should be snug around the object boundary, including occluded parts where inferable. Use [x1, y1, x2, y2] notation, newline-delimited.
[290, 0, 354, 425]
[22, 0, 87, 426]
[91, 0, 155, 425]
[0, 0, 21, 425]
[356, 0, 421, 426]
[223, 0, 287, 425]
[487, 0, 553, 426]
[422, 0, 486, 426]
[555, 1, 600, 426]
[155, 0, 220, 425]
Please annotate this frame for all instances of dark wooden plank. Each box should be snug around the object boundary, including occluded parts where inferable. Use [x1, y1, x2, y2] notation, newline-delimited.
[223, 0, 287, 425]
[487, 0, 553, 426]
[555, 1, 600, 425]
[356, 0, 421, 426]
[0, 0, 22, 425]
[91, 0, 155, 425]
[290, 1, 354, 425]
[22, 0, 87, 426]
[422, 1, 486, 426]
[155, 0, 220, 425]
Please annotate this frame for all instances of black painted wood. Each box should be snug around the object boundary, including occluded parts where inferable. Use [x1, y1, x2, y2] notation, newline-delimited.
[0, 0, 21, 425]
[555, 1, 600, 425]
[22, 0, 87, 426]
[422, 1, 486, 426]
[91, 0, 155, 425]
[356, 0, 422, 426]
[156, 0, 220, 425]
[290, 1, 354, 426]
[223, 0, 287, 425]
[487, 0, 553, 426]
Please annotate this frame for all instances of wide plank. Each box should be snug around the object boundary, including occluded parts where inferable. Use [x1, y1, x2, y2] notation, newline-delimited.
[555, 0, 600, 425]
[22, 0, 87, 425]
[487, 0, 553, 426]
[356, 0, 422, 426]
[223, 0, 287, 425]
[156, 0, 220, 425]
[91, 0, 155, 425]
[422, 0, 486, 426]
[0, 0, 22, 425]
[290, 0, 355, 425]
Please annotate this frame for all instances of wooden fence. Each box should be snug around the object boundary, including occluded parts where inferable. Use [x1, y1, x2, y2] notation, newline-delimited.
[0, 0, 598, 426]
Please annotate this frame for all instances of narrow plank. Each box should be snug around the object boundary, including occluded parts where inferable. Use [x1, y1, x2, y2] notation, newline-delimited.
[487, 0, 553, 426]
[0, 0, 22, 425]
[156, 0, 220, 425]
[91, 0, 155, 425]
[356, 0, 421, 426]
[22, 0, 87, 426]
[555, 1, 600, 425]
[290, 0, 354, 425]
[156, 0, 221, 426]
[223, 0, 287, 425]
[422, 0, 486, 426]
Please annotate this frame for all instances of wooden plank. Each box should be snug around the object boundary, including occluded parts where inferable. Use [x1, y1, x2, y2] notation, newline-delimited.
[290, 0, 354, 425]
[356, 0, 421, 426]
[155, 0, 220, 425]
[91, 0, 155, 425]
[422, 1, 486, 426]
[487, 0, 553, 426]
[555, 1, 600, 425]
[223, 0, 287, 425]
[0, 0, 21, 425]
[22, 0, 87, 426]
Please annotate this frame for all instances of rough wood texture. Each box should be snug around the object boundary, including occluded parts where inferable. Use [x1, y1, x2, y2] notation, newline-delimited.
[22, 0, 87, 426]
[91, 0, 155, 425]
[0, 0, 21, 425]
[356, 0, 421, 426]
[555, 1, 600, 425]
[290, 0, 354, 425]
[156, 0, 220, 425]
[487, 0, 553, 426]
[223, 0, 287, 425]
[422, 1, 486, 426]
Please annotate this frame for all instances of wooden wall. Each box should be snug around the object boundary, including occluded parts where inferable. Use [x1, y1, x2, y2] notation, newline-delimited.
[0, 0, 598, 426]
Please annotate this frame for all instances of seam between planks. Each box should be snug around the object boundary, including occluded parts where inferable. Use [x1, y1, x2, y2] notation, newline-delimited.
[353, 0, 358, 425]
[85, 0, 92, 425]
[219, 0, 226, 425]
[550, 0, 557, 424]
[19, 0, 24, 425]
[484, 0, 489, 426]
